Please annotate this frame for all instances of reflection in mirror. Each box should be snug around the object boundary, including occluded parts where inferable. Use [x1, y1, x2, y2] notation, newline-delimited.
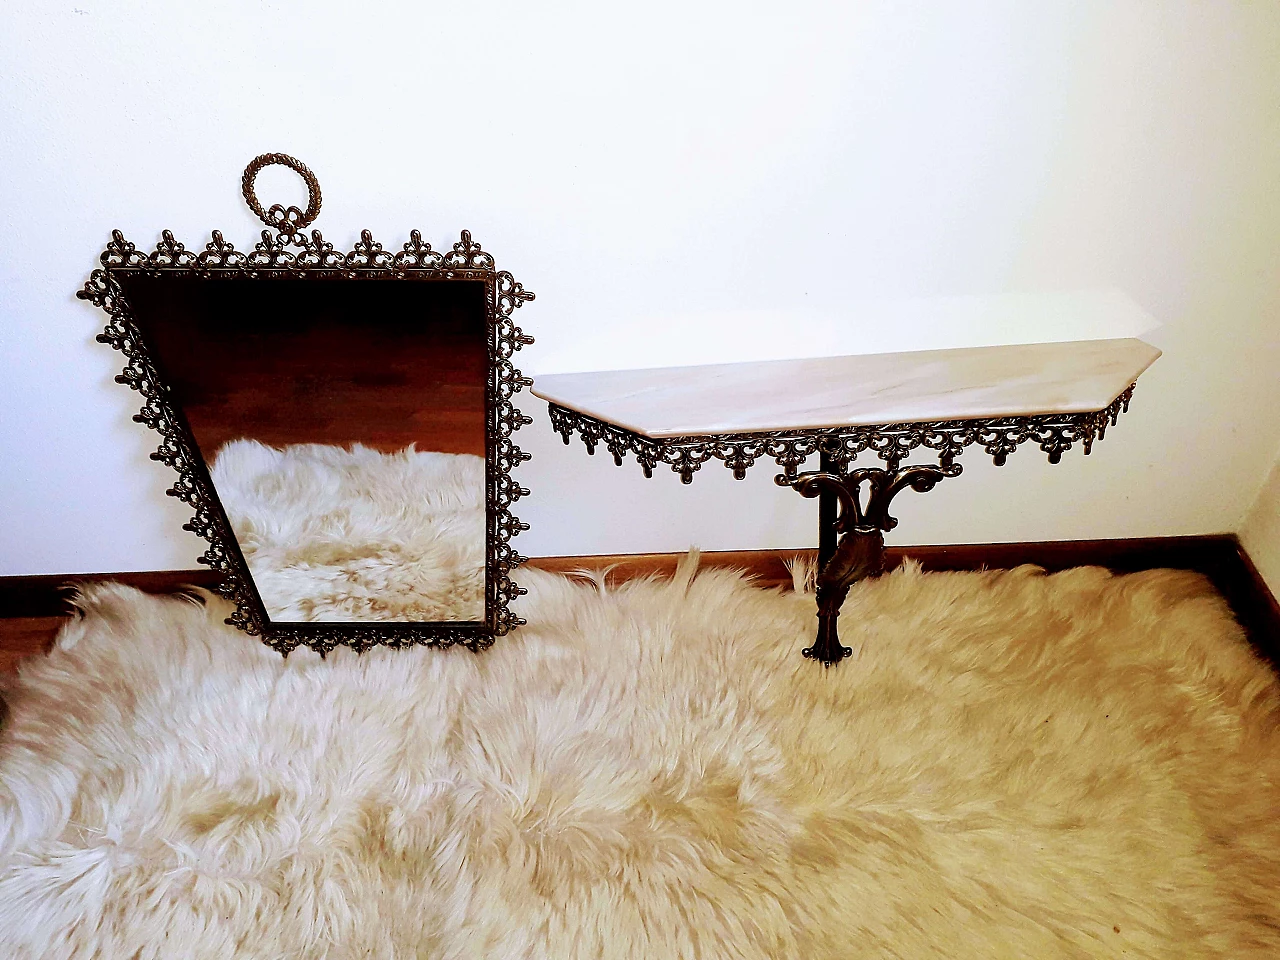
[121, 276, 487, 623]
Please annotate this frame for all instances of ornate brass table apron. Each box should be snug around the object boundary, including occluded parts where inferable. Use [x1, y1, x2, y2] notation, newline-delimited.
[546, 387, 1136, 666]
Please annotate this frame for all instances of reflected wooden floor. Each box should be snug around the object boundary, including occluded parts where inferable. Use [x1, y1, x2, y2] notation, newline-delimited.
[123, 275, 489, 459]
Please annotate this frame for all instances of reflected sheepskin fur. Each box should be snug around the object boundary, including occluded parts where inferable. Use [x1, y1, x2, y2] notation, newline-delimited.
[210, 441, 485, 622]
[2, 559, 1280, 958]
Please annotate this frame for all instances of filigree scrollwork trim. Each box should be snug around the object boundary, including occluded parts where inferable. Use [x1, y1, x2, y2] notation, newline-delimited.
[547, 385, 1136, 484]
[777, 463, 962, 534]
[79, 226, 535, 658]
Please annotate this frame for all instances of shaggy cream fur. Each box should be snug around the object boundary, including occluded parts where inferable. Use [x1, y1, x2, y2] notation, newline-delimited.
[209, 441, 485, 622]
[1, 559, 1279, 958]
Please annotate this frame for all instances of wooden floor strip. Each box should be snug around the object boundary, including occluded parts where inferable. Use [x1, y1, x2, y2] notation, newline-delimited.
[2, 536, 1275, 673]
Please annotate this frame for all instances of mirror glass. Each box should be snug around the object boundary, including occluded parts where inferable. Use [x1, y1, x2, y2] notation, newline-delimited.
[120, 275, 488, 624]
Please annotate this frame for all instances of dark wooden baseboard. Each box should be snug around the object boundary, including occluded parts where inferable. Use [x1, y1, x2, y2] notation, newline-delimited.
[528, 550, 803, 590]
[0, 569, 226, 619]
[526, 536, 1280, 666]
[2, 537, 1276, 666]
[526, 535, 1255, 586]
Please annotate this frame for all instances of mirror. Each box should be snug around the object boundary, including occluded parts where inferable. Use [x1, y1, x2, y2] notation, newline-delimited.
[77, 155, 535, 655]
[122, 276, 489, 624]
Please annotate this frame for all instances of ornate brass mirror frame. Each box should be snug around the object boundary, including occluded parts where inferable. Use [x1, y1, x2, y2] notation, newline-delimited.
[77, 154, 535, 656]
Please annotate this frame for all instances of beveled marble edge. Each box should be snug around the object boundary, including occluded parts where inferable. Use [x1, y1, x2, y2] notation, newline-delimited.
[530, 338, 1161, 438]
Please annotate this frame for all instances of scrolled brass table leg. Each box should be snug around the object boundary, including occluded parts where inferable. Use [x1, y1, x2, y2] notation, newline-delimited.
[777, 456, 959, 667]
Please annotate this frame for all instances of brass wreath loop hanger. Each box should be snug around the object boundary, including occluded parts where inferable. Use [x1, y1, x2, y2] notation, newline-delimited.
[241, 153, 322, 235]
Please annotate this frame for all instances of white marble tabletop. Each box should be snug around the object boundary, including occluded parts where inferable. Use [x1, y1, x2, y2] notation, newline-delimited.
[530, 338, 1161, 438]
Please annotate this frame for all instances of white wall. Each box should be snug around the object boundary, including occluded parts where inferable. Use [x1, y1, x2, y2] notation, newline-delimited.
[3, 1, 1280, 574]
[1241, 452, 1280, 599]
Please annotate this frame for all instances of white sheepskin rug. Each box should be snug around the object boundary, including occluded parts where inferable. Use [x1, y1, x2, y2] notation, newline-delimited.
[2, 561, 1279, 958]
[209, 441, 485, 622]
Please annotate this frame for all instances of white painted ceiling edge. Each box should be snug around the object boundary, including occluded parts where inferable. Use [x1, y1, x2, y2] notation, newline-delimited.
[2, 1, 1279, 575]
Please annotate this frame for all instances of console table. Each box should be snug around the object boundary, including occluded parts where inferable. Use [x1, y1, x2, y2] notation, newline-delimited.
[531, 338, 1160, 667]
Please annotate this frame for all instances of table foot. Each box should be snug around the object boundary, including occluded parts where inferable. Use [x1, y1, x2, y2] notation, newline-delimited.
[778, 461, 959, 667]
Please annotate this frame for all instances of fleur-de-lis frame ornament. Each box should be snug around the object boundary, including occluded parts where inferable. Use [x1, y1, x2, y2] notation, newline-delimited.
[78, 154, 536, 657]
